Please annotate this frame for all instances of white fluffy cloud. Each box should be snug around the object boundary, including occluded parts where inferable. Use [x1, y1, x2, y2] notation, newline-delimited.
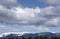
[0, 5, 60, 26]
[0, 0, 60, 26]
[39, 0, 60, 5]
[12, 7, 47, 25]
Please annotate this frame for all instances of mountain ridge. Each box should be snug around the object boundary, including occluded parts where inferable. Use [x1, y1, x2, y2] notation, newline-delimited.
[1, 32, 60, 39]
[0, 32, 59, 37]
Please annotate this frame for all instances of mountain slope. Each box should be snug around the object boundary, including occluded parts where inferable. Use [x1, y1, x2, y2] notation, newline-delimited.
[1, 32, 60, 39]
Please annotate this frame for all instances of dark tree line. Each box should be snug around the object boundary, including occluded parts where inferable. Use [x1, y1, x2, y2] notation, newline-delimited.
[8, 37, 18, 39]
[22, 36, 48, 39]
[8, 36, 60, 39]
[22, 36, 60, 39]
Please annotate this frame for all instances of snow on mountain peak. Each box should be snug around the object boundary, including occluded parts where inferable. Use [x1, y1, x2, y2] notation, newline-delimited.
[0, 32, 30, 37]
[0, 32, 58, 37]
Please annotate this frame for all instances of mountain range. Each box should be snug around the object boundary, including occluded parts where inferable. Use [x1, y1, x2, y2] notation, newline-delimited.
[0, 32, 60, 39]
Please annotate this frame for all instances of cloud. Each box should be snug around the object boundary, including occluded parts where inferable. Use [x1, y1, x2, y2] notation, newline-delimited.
[0, 0, 17, 8]
[0, 0, 60, 27]
[39, 0, 60, 5]
[0, 25, 11, 31]
[0, 5, 17, 24]
[0, 5, 60, 26]
[12, 7, 48, 25]
[15, 26, 49, 33]
[45, 18, 58, 26]
[0, 6, 44, 25]
[35, 27, 49, 32]
[11, 6, 60, 26]
[0, 24, 20, 33]
[0, 24, 49, 33]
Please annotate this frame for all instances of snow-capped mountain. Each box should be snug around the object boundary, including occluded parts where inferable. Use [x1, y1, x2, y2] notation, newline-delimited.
[0, 32, 30, 37]
[0, 32, 60, 39]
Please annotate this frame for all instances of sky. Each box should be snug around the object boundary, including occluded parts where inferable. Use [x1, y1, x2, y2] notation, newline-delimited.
[0, 0, 60, 34]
